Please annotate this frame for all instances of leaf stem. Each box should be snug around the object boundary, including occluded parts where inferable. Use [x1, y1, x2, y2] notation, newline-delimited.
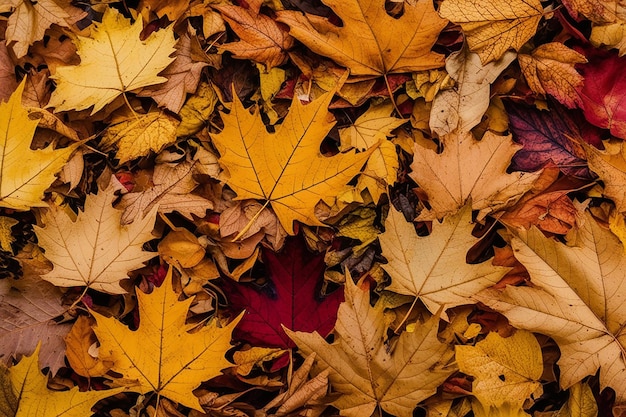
[231, 200, 271, 242]
[383, 73, 404, 119]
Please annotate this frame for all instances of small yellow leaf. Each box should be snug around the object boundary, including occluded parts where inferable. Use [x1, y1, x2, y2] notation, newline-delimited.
[176, 80, 219, 137]
[158, 228, 206, 269]
[456, 331, 543, 408]
[101, 109, 179, 164]
[6, 344, 123, 417]
[0, 79, 79, 210]
[47, 7, 176, 114]
[92, 266, 242, 411]
[591, 22, 626, 56]
[65, 316, 113, 378]
[439, 0, 543, 64]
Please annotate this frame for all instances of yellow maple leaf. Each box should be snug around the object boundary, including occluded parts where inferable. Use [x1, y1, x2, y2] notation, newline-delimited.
[47, 7, 176, 115]
[0, 79, 79, 210]
[210, 90, 375, 235]
[100, 108, 180, 164]
[276, 0, 447, 77]
[92, 266, 242, 411]
[34, 179, 157, 294]
[410, 131, 541, 220]
[439, 0, 544, 64]
[2, 344, 123, 417]
[518, 43, 587, 109]
[286, 275, 455, 417]
[380, 204, 510, 315]
[456, 331, 543, 409]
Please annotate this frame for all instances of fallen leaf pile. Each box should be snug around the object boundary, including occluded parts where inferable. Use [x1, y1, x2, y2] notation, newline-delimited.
[2, 0, 626, 416]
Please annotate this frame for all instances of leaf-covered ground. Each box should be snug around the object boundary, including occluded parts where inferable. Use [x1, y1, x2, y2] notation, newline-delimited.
[1, 0, 625, 416]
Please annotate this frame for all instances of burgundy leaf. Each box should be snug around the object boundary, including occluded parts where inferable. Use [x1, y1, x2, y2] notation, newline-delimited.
[224, 236, 343, 348]
[506, 100, 603, 179]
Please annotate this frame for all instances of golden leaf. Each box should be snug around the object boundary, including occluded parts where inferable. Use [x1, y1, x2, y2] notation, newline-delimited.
[380, 205, 509, 314]
[3, 344, 123, 417]
[92, 266, 242, 411]
[583, 140, 626, 213]
[286, 276, 455, 417]
[47, 7, 176, 114]
[210, 90, 375, 234]
[518, 43, 587, 108]
[34, 180, 157, 294]
[439, 0, 543, 64]
[456, 331, 543, 409]
[0, 216, 18, 252]
[276, 0, 447, 76]
[0, 79, 79, 210]
[101, 109, 179, 164]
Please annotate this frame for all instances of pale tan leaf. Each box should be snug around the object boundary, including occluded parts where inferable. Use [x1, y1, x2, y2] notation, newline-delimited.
[286, 276, 455, 417]
[35, 180, 157, 294]
[475, 211, 626, 401]
[380, 204, 509, 314]
[430, 47, 516, 136]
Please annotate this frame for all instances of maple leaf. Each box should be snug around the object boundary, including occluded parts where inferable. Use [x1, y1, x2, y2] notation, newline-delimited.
[118, 151, 217, 225]
[286, 276, 455, 417]
[430, 46, 516, 136]
[339, 101, 404, 203]
[439, 0, 543, 64]
[475, 211, 626, 402]
[34, 180, 158, 294]
[2, 0, 86, 58]
[1, 344, 123, 417]
[518, 43, 587, 109]
[0, 249, 71, 374]
[210, 90, 374, 235]
[100, 109, 179, 164]
[216, 5, 294, 70]
[223, 235, 344, 348]
[410, 131, 541, 220]
[276, 0, 447, 77]
[0, 79, 79, 210]
[456, 331, 543, 410]
[380, 205, 509, 314]
[46, 7, 176, 115]
[92, 266, 242, 411]
[575, 46, 626, 139]
[137, 29, 212, 113]
[506, 100, 603, 179]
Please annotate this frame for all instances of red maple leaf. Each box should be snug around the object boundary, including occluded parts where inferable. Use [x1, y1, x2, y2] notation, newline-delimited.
[576, 47, 626, 139]
[224, 236, 344, 348]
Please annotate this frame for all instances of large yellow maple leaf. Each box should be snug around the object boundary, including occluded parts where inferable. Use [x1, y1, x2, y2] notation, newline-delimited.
[1, 344, 123, 417]
[380, 205, 510, 315]
[276, 0, 447, 77]
[211, 90, 374, 235]
[47, 7, 176, 115]
[92, 267, 242, 411]
[475, 211, 626, 402]
[0, 79, 79, 210]
[34, 180, 157, 294]
[286, 276, 455, 417]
